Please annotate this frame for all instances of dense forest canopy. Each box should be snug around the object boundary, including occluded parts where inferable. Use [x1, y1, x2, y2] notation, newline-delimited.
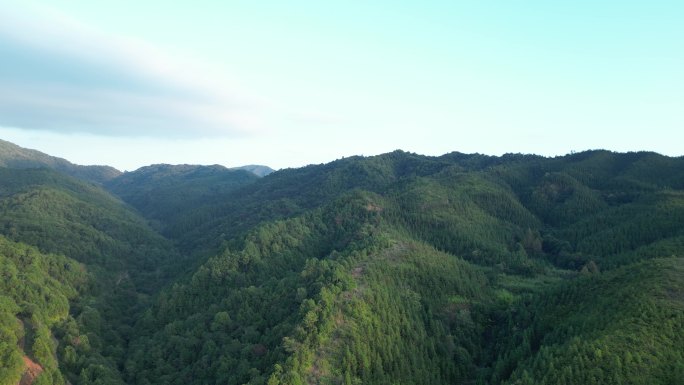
[0, 141, 682, 385]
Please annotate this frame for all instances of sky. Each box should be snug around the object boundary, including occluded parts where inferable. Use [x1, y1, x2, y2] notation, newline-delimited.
[1, 1, 682, 171]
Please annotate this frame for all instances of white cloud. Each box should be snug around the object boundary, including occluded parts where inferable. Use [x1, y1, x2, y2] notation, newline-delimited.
[0, 3, 272, 137]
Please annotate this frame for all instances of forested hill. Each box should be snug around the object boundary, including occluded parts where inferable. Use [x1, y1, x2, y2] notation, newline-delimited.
[230, 164, 276, 177]
[120, 149, 684, 385]
[0, 165, 185, 384]
[119, 149, 684, 260]
[0, 139, 120, 184]
[1, 142, 683, 385]
[104, 164, 260, 232]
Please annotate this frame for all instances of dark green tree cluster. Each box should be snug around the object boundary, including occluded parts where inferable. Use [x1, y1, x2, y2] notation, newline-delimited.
[0, 236, 86, 385]
[486, 258, 684, 385]
[104, 164, 259, 233]
[125, 193, 382, 385]
[0, 166, 185, 384]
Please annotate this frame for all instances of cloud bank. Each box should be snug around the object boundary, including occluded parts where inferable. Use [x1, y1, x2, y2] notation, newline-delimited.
[0, 4, 266, 137]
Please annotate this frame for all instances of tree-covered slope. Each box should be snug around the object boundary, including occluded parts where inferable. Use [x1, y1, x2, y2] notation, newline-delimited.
[0, 139, 120, 184]
[126, 193, 376, 384]
[104, 164, 259, 232]
[487, 258, 684, 385]
[1, 143, 683, 385]
[125, 192, 496, 385]
[121, 150, 684, 385]
[0, 167, 181, 288]
[0, 165, 186, 384]
[0, 236, 86, 385]
[160, 151, 489, 255]
[488, 151, 684, 270]
[151, 149, 684, 270]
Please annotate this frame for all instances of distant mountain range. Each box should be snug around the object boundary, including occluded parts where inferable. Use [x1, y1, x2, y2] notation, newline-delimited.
[0, 139, 682, 385]
[0, 138, 121, 184]
[0, 138, 274, 183]
[231, 164, 275, 177]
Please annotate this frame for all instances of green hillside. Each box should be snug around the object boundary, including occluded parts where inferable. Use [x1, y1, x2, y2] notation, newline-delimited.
[121, 150, 684, 385]
[104, 164, 259, 233]
[0, 167, 182, 287]
[0, 165, 185, 384]
[487, 258, 684, 385]
[0, 142, 683, 385]
[157, 151, 485, 255]
[0, 236, 86, 385]
[0, 139, 120, 184]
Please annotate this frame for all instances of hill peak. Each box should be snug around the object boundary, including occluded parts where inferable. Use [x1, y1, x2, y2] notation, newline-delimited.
[0, 139, 121, 184]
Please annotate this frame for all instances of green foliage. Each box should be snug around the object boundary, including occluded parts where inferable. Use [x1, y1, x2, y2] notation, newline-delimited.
[290, 240, 491, 385]
[487, 258, 684, 385]
[2, 145, 684, 385]
[125, 193, 381, 385]
[105, 164, 259, 232]
[0, 138, 120, 184]
[0, 166, 184, 384]
[384, 169, 542, 268]
[0, 167, 183, 290]
[0, 236, 86, 384]
[147, 150, 459, 255]
[0, 306, 24, 385]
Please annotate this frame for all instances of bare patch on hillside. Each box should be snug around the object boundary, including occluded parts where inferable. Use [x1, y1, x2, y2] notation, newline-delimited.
[19, 356, 43, 385]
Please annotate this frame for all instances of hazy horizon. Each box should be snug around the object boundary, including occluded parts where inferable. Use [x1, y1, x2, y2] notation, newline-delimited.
[5, 137, 682, 174]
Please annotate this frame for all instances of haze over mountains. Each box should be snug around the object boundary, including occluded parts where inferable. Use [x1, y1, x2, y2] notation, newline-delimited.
[0, 140, 683, 385]
[0, 139, 121, 184]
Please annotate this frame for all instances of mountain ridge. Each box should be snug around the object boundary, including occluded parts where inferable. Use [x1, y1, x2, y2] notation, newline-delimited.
[0, 139, 275, 183]
[0, 138, 121, 184]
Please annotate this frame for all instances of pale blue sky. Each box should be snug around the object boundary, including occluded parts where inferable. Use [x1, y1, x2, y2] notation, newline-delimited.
[1, 1, 682, 170]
